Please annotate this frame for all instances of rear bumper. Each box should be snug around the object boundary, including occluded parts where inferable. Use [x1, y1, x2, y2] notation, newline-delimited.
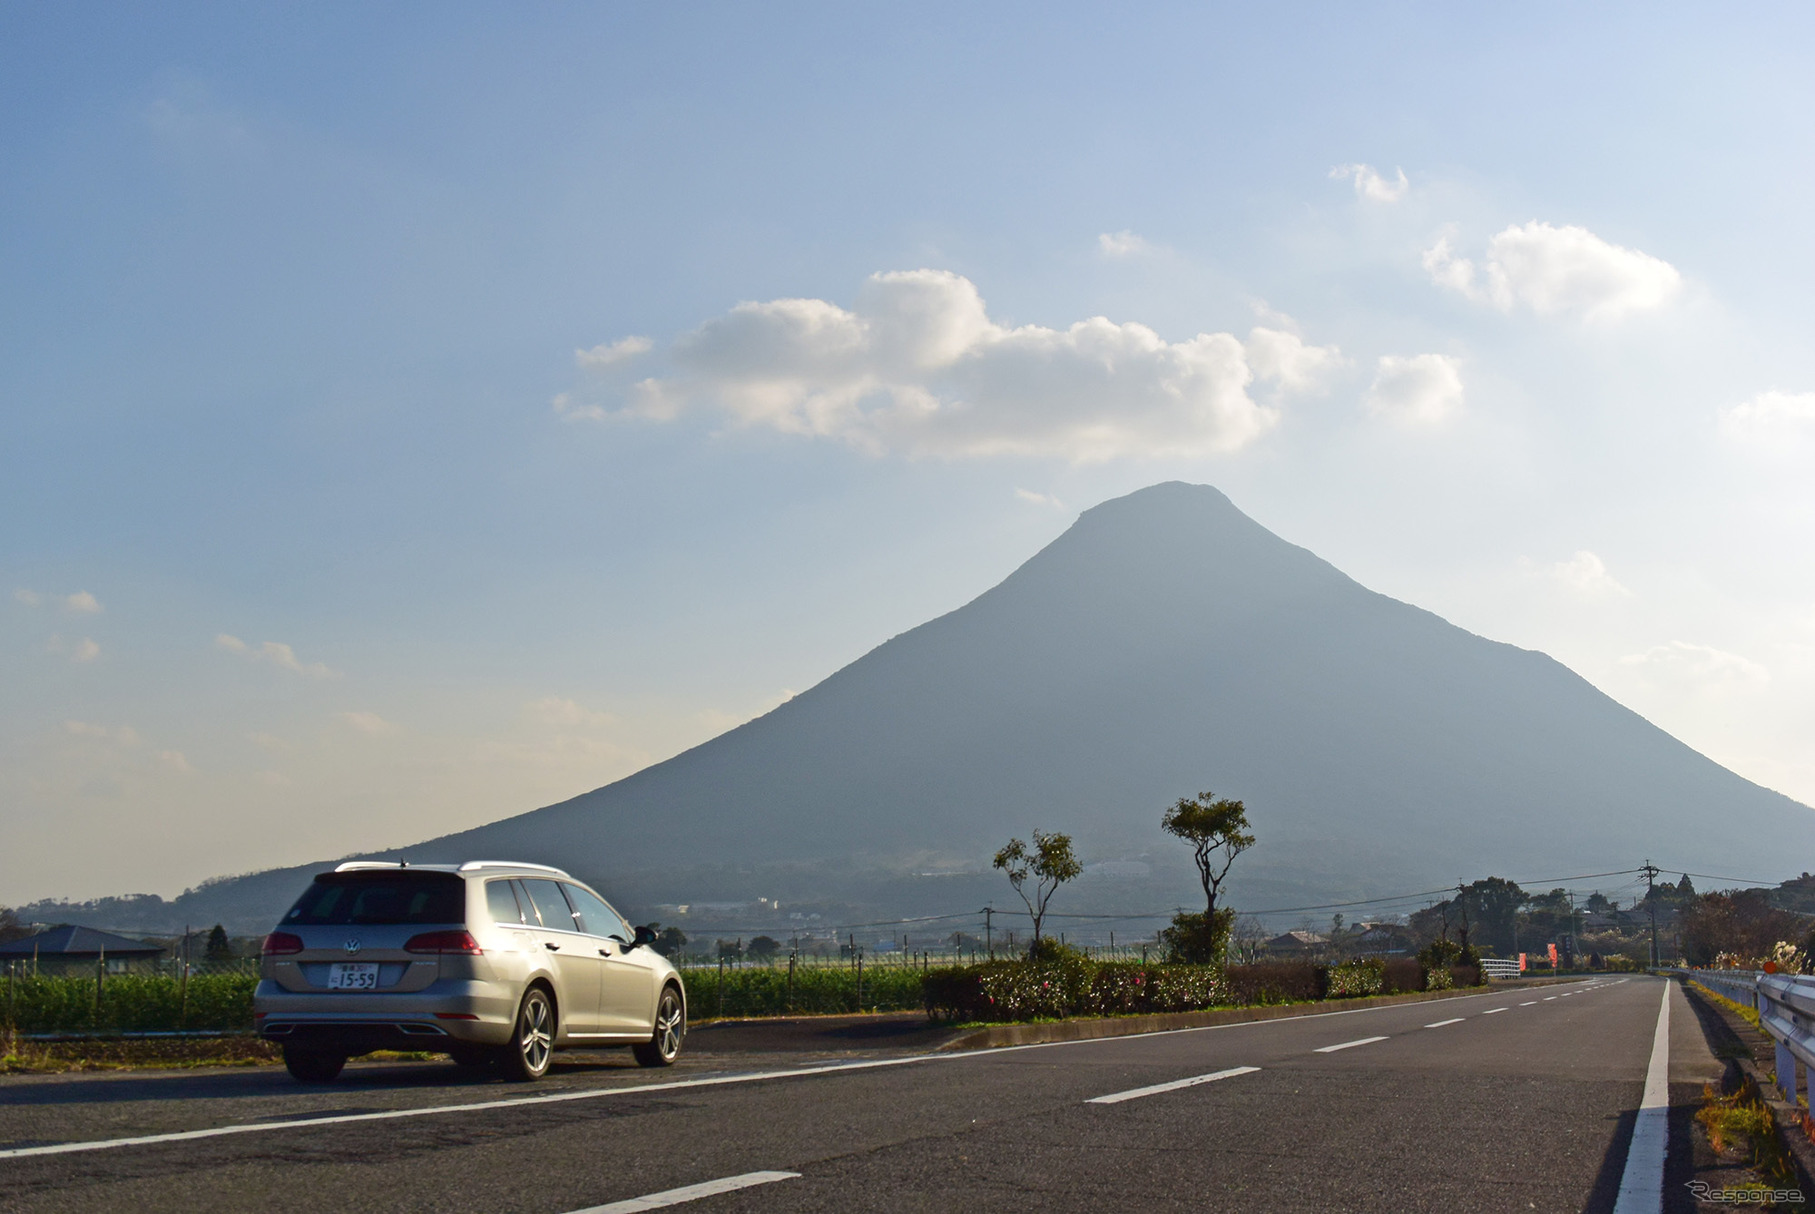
[254, 978, 515, 1050]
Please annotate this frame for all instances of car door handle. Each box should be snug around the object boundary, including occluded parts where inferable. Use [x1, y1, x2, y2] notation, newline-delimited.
[544, 942, 560, 951]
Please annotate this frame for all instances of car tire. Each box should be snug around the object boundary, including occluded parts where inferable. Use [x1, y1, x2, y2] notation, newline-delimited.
[283, 1046, 346, 1083]
[498, 986, 555, 1081]
[632, 985, 685, 1068]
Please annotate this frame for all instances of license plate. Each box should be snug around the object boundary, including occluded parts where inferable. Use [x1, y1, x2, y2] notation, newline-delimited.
[327, 963, 379, 991]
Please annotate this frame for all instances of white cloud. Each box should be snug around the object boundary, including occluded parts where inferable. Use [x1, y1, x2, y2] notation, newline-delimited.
[575, 336, 653, 370]
[1014, 488, 1066, 510]
[63, 721, 140, 746]
[1424, 222, 1681, 322]
[14, 589, 41, 607]
[1244, 327, 1347, 394]
[1719, 390, 1815, 456]
[1097, 230, 1154, 257]
[70, 637, 101, 663]
[64, 591, 102, 614]
[1365, 354, 1463, 425]
[1329, 163, 1409, 203]
[340, 710, 398, 736]
[572, 270, 1341, 462]
[1545, 551, 1631, 600]
[1619, 640, 1769, 686]
[217, 633, 339, 678]
[524, 697, 619, 729]
[261, 641, 337, 678]
[157, 750, 192, 774]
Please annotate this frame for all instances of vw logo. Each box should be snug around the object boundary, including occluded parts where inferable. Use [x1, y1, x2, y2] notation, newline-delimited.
[343, 938, 362, 955]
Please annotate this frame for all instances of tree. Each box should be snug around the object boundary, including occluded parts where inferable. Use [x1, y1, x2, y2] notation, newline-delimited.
[204, 924, 233, 962]
[1455, 877, 1527, 954]
[1585, 892, 1612, 914]
[650, 925, 688, 958]
[0, 906, 28, 945]
[993, 830, 1082, 958]
[748, 935, 780, 962]
[716, 938, 743, 962]
[1161, 792, 1254, 919]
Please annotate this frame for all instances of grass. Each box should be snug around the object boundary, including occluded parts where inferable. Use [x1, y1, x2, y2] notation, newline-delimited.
[1697, 1078, 1800, 1192]
[681, 962, 926, 1017]
[1688, 979, 1766, 1032]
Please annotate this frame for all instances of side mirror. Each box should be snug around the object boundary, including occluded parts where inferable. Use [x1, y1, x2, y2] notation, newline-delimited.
[632, 924, 658, 950]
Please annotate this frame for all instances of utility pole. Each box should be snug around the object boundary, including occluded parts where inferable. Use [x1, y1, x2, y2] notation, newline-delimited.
[1641, 860, 1661, 969]
[981, 907, 994, 959]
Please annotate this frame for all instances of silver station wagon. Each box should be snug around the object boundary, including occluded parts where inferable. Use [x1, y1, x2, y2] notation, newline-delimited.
[254, 861, 686, 1083]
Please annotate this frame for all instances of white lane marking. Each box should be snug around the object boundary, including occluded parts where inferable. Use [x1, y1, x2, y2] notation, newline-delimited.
[0, 983, 1527, 1161]
[567, 1171, 800, 1213]
[1424, 1018, 1465, 1028]
[0, 1054, 958, 1161]
[1543, 996, 1558, 1001]
[1087, 1066, 1260, 1105]
[1611, 980, 1672, 1214]
[1520, 1001, 1538, 1006]
[1314, 1036, 1389, 1053]
[1483, 1008, 1507, 1015]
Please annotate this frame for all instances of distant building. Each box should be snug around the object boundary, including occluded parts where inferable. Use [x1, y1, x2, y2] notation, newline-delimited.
[1351, 922, 1417, 956]
[1260, 930, 1327, 956]
[0, 925, 165, 976]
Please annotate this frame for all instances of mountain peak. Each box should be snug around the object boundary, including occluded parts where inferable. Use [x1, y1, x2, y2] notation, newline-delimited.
[140, 481, 1815, 932]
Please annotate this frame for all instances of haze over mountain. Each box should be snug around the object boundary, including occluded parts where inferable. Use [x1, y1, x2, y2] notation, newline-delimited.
[43, 482, 1815, 933]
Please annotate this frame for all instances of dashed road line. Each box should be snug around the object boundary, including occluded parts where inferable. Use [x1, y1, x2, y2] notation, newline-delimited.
[1424, 1018, 1465, 1028]
[1483, 1008, 1507, 1015]
[567, 1171, 801, 1213]
[1087, 1066, 1261, 1105]
[1314, 1036, 1389, 1054]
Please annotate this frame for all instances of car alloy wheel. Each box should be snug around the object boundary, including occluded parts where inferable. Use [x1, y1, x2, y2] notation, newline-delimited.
[503, 987, 554, 1080]
[634, 986, 684, 1068]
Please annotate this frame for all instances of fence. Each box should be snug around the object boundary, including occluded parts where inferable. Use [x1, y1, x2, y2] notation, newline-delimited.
[1479, 958, 1521, 980]
[1679, 968, 1813, 1106]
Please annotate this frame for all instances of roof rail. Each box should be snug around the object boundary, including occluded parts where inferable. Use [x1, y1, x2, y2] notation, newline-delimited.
[456, 861, 573, 877]
[334, 861, 407, 872]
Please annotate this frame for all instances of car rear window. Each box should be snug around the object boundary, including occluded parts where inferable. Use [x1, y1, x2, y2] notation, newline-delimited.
[282, 872, 466, 926]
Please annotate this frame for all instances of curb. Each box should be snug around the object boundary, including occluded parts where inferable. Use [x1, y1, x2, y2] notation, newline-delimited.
[941, 975, 1583, 1050]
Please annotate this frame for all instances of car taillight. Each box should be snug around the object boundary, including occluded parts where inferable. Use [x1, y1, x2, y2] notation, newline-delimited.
[404, 930, 482, 955]
[262, 932, 304, 956]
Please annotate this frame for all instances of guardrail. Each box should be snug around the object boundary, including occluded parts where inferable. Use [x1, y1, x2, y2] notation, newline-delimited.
[1479, 958, 1521, 980]
[1676, 968, 1813, 1104]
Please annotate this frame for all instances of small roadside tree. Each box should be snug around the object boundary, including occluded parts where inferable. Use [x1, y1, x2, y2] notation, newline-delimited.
[993, 830, 1082, 959]
[650, 925, 688, 958]
[748, 935, 780, 962]
[1160, 792, 1254, 964]
[204, 924, 233, 962]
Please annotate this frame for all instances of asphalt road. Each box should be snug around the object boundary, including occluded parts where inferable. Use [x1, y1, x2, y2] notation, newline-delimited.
[0, 976, 1724, 1213]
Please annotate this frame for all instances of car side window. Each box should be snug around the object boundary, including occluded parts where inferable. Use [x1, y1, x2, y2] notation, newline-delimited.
[485, 879, 523, 925]
[562, 883, 630, 940]
[520, 878, 580, 932]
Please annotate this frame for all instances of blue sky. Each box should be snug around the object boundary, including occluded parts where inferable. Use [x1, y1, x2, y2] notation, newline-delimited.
[6, 4, 1815, 901]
